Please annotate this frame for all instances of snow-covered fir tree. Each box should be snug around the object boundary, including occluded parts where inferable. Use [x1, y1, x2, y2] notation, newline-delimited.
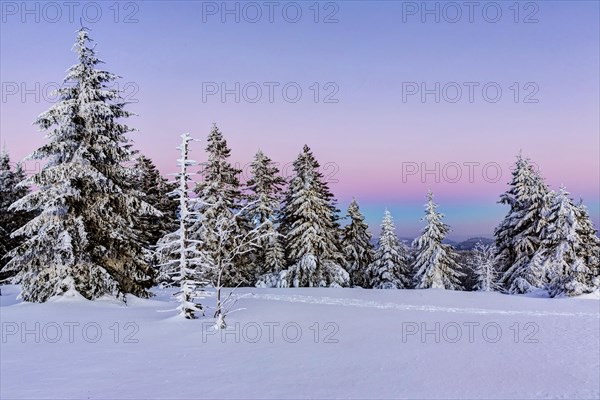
[542, 187, 599, 297]
[156, 134, 207, 318]
[495, 153, 550, 294]
[573, 200, 600, 289]
[366, 210, 410, 289]
[246, 150, 286, 286]
[3, 28, 158, 302]
[280, 145, 349, 287]
[469, 242, 498, 292]
[192, 124, 253, 287]
[412, 191, 464, 290]
[134, 155, 178, 249]
[0, 150, 30, 275]
[341, 199, 374, 287]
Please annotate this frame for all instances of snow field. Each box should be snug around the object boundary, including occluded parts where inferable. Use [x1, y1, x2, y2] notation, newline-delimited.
[1, 285, 598, 399]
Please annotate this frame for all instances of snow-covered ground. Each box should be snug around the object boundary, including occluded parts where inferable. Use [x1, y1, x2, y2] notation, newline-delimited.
[1, 285, 598, 399]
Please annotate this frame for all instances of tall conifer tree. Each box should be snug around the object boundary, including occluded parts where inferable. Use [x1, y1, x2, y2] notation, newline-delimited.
[280, 145, 348, 287]
[542, 187, 599, 297]
[342, 199, 374, 287]
[412, 191, 464, 290]
[367, 210, 410, 289]
[495, 153, 550, 293]
[246, 150, 286, 282]
[192, 124, 252, 286]
[3, 28, 157, 302]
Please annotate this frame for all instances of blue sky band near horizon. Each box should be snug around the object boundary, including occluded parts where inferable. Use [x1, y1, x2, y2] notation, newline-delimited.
[1, 1, 598, 240]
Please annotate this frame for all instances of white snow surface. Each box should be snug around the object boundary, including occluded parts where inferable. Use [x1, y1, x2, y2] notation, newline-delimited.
[1, 285, 598, 399]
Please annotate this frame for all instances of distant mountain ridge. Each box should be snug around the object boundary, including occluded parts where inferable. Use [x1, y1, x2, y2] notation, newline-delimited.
[371, 237, 494, 251]
[453, 237, 494, 250]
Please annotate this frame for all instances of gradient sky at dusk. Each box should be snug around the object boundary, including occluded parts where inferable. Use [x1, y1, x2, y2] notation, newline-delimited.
[1, 1, 598, 240]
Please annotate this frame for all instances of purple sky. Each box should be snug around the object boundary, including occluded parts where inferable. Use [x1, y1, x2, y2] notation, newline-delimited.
[1, 1, 598, 240]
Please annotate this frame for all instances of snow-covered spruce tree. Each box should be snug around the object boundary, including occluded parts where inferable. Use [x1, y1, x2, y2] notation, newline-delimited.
[134, 155, 178, 249]
[246, 150, 286, 286]
[192, 124, 253, 287]
[3, 28, 158, 302]
[495, 153, 550, 294]
[574, 200, 600, 289]
[341, 199, 374, 287]
[469, 242, 498, 292]
[156, 134, 208, 318]
[0, 150, 30, 275]
[280, 145, 349, 287]
[542, 187, 599, 297]
[366, 210, 410, 289]
[412, 191, 464, 290]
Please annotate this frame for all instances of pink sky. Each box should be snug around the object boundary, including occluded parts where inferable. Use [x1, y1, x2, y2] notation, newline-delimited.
[1, 1, 598, 239]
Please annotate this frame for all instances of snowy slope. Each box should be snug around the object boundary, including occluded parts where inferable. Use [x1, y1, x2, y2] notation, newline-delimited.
[1, 285, 598, 399]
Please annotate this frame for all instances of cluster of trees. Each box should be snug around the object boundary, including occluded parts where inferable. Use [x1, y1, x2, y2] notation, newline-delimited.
[0, 29, 598, 313]
[493, 154, 599, 297]
[342, 194, 465, 291]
